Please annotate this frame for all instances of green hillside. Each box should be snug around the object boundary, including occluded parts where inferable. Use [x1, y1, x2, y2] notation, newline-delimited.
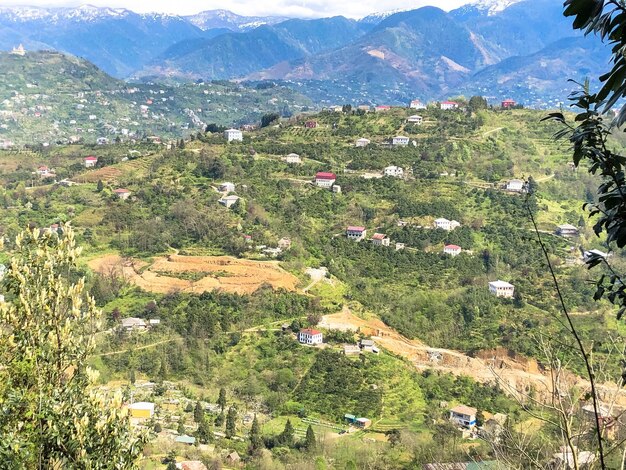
[0, 51, 313, 146]
[0, 105, 623, 468]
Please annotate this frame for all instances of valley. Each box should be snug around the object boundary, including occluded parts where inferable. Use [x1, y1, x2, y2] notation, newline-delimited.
[2, 92, 626, 468]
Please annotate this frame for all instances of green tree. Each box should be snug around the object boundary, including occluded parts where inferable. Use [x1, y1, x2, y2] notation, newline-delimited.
[215, 412, 225, 427]
[279, 418, 295, 447]
[261, 112, 280, 128]
[217, 387, 227, 412]
[154, 422, 162, 433]
[129, 368, 136, 385]
[166, 462, 177, 470]
[0, 226, 146, 467]
[96, 179, 104, 192]
[196, 416, 213, 444]
[194, 401, 204, 423]
[249, 415, 263, 452]
[225, 406, 237, 438]
[468, 95, 488, 111]
[177, 420, 186, 436]
[304, 424, 316, 450]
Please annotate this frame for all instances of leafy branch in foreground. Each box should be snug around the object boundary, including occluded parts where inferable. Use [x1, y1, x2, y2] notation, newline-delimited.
[0, 226, 147, 469]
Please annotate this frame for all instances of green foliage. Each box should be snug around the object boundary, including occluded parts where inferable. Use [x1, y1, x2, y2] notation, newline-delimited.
[225, 406, 237, 438]
[0, 226, 146, 467]
[295, 350, 382, 420]
[278, 419, 295, 447]
[304, 424, 316, 450]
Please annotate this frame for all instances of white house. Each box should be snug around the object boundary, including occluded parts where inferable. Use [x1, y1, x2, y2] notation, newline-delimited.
[219, 195, 240, 208]
[224, 128, 243, 142]
[355, 138, 371, 147]
[114, 189, 131, 200]
[506, 179, 525, 192]
[392, 136, 410, 146]
[121, 317, 147, 331]
[282, 153, 302, 164]
[410, 99, 426, 110]
[489, 280, 515, 298]
[434, 218, 461, 231]
[84, 156, 98, 168]
[315, 172, 337, 188]
[440, 101, 459, 110]
[346, 226, 367, 241]
[384, 165, 404, 178]
[449, 405, 477, 428]
[298, 328, 323, 345]
[218, 182, 236, 193]
[407, 115, 423, 125]
[444, 244, 462, 256]
[371, 233, 390, 246]
[556, 224, 579, 236]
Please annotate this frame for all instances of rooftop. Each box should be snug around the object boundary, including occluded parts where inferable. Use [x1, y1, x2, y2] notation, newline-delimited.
[347, 226, 366, 232]
[450, 404, 477, 416]
[300, 328, 322, 335]
[489, 280, 514, 288]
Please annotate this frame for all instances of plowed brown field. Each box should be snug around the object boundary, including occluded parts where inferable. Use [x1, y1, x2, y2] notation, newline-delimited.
[88, 253, 299, 294]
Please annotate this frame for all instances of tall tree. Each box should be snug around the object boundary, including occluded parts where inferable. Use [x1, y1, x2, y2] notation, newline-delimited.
[196, 415, 213, 444]
[0, 226, 146, 467]
[304, 424, 316, 450]
[194, 401, 204, 423]
[225, 406, 237, 438]
[249, 415, 263, 452]
[217, 387, 227, 412]
[279, 419, 295, 447]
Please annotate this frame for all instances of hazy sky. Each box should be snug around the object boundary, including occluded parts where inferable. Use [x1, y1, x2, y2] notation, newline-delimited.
[0, 0, 472, 18]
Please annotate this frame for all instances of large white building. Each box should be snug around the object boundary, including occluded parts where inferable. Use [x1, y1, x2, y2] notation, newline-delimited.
[346, 226, 367, 241]
[407, 115, 423, 125]
[298, 328, 323, 345]
[371, 233, 390, 246]
[506, 179, 525, 192]
[410, 99, 426, 110]
[440, 101, 459, 110]
[315, 172, 337, 188]
[384, 165, 404, 178]
[224, 128, 243, 142]
[488, 280, 515, 298]
[434, 218, 460, 231]
[444, 244, 462, 256]
[392, 136, 410, 146]
[450, 405, 477, 428]
[282, 153, 302, 164]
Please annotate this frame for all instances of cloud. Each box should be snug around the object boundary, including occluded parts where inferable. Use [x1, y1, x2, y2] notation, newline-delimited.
[1, 0, 470, 18]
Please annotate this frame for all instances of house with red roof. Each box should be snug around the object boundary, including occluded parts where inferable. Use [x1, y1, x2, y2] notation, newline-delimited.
[371, 233, 390, 247]
[444, 244, 462, 256]
[501, 98, 516, 108]
[305, 120, 318, 128]
[298, 328, 323, 345]
[347, 226, 367, 241]
[114, 188, 131, 200]
[315, 171, 337, 188]
[375, 105, 391, 112]
[440, 101, 459, 110]
[84, 156, 98, 168]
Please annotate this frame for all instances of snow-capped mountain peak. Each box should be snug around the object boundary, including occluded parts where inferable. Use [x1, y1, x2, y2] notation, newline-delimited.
[468, 0, 524, 15]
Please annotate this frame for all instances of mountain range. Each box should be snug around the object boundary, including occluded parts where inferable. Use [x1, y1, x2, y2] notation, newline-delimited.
[0, 1, 610, 104]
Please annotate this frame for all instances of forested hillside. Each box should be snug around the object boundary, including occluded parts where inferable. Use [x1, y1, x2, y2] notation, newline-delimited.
[1, 104, 625, 468]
